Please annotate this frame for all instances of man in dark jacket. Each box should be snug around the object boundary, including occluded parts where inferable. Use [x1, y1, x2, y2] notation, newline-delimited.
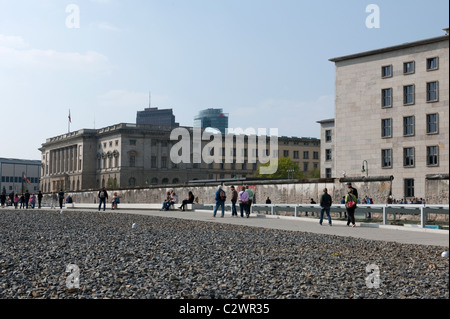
[319, 188, 333, 226]
[98, 187, 108, 211]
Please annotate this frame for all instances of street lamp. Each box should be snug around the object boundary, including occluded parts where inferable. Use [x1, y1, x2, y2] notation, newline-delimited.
[361, 160, 368, 177]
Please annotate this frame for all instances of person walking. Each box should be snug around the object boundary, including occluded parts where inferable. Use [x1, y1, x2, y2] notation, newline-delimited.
[213, 185, 226, 218]
[58, 189, 65, 209]
[345, 188, 357, 227]
[319, 188, 333, 226]
[230, 186, 238, 217]
[13, 194, 19, 209]
[98, 187, 108, 211]
[238, 186, 250, 218]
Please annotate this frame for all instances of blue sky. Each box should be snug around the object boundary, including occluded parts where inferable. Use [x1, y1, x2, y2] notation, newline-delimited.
[0, 0, 448, 160]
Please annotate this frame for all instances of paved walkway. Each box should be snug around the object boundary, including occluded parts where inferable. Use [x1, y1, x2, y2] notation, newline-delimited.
[73, 207, 449, 247]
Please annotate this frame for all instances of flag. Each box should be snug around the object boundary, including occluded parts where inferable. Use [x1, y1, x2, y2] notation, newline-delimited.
[68, 109, 72, 123]
[23, 174, 31, 185]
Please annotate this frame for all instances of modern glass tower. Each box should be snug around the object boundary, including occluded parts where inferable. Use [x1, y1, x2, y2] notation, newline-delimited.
[193, 108, 229, 134]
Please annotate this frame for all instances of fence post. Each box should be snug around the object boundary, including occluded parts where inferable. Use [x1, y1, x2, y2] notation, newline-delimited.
[420, 206, 425, 228]
[383, 205, 387, 225]
[295, 205, 298, 218]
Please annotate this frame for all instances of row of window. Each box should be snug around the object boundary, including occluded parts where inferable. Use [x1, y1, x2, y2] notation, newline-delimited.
[381, 146, 439, 168]
[381, 81, 439, 107]
[381, 113, 439, 138]
[324, 145, 440, 168]
[381, 57, 439, 78]
[1, 176, 39, 184]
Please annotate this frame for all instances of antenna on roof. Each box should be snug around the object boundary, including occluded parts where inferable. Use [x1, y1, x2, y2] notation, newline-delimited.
[149, 91, 152, 108]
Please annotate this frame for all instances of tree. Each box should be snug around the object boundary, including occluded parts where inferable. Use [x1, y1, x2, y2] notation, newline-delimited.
[255, 157, 304, 179]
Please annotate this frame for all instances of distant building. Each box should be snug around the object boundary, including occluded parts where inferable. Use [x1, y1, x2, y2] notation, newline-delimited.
[194, 108, 229, 134]
[0, 158, 41, 194]
[325, 29, 449, 200]
[136, 107, 179, 127]
[39, 123, 320, 192]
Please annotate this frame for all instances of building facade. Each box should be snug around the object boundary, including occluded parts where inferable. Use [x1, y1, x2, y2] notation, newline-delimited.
[0, 158, 41, 194]
[39, 123, 320, 192]
[136, 107, 179, 127]
[326, 30, 449, 200]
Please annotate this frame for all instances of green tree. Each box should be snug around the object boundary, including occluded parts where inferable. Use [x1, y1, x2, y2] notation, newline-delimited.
[255, 157, 304, 179]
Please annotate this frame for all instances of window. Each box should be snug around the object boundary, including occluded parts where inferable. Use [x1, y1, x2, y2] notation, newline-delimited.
[303, 151, 309, 159]
[427, 81, 438, 102]
[325, 130, 332, 142]
[283, 150, 289, 157]
[161, 156, 167, 169]
[404, 179, 414, 197]
[325, 168, 332, 178]
[129, 156, 136, 167]
[403, 61, 415, 74]
[403, 116, 415, 136]
[427, 57, 438, 71]
[293, 151, 299, 159]
[313, 151, 319, 160]
[151, 156, 157, 168]
[426, 113, 438, 134]
[325, 149, 332, 161]
[403, 147, 415, 167]
[381, 118, 392, 138]
[382, 88, 392, 107]
[303, 162, 308, 172]
[381, 65, 392, 78]
[381, 149, 392, 168]
[129, 140, 136, 145]
[403, 85, 415, 105]
[427, 146, 438, 166]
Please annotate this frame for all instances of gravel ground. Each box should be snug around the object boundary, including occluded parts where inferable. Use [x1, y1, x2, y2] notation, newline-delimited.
[0, 209, 448, 299]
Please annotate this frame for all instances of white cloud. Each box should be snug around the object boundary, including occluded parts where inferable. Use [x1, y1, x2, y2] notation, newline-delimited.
[0, 34, 111, 73]
[97, 22, 121, 32]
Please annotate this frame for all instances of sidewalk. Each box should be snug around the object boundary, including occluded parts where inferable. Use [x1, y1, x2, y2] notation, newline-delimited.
[73, 207, 449, 248]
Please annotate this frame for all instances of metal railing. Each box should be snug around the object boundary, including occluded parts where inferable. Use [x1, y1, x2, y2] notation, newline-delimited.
[202, 203, 449, 229]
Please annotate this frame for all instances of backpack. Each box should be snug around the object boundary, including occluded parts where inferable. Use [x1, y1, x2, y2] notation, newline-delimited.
[100, 191, 105, 199]
[220, 190, 226, 201]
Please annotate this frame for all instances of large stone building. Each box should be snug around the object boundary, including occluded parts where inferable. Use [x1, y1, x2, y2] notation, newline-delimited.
[323, 29, 449, 200]
[39, 123, 320, 192]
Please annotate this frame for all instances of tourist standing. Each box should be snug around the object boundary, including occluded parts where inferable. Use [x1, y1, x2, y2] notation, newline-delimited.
[30, 194, 36, 209]
[0, 192, 6, 208]
[319, 188, 332, 226]
[230, 186, 238, 217]
[13, 194, 19, 209]
[98, 187, 108, 211]
[58, 189, 65, 209]
[238, 186, 250, 218]
[37, 191, 43, 208]
[50, 191, 57, 209]
[213, 185, 226, 218]
[345, 188, 357, 227]
[245, 186, 254, 215]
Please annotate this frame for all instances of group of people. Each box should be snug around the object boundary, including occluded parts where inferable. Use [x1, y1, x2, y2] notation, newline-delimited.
[0, 191, 44, 209]
[160, 190, 195, 211]
[212, 185, 255, 218]
[318, 182, 359, 227]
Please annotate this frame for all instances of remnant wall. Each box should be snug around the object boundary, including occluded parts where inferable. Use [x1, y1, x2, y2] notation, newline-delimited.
[49, 176, 437, 205]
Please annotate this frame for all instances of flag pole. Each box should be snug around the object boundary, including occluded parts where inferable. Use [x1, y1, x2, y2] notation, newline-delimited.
[68, 109, 71, 133]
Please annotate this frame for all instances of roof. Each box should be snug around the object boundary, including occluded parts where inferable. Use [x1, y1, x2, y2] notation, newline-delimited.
[329, 34, 449, 63]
